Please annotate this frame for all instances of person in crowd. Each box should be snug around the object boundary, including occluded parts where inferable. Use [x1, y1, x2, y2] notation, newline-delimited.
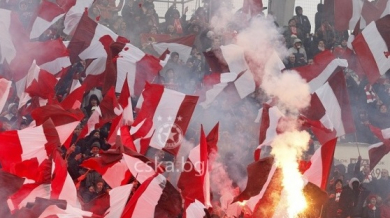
[283, 18, 304, 48]
[64, 144, 83, 180]
[314, 19, 335, 49]
[338, 177, 371, 218]
[83, 94, 100, 118]
[311, 40, 326, 58]
[355, 156, 377, 195]
[314, 3, 324, 33]
[288, 38, 307, 65]
[165, 4, 188, 36]
[95, 0, 124, 25]
[285, 53, 301, 69]
[381, 195, 390, 218]
[163, 68, 180, 91]
[293, 6, 311, 37]
[377, 169, 390, 200]
[81, 185, 97, 203]
[369, 103, 390, 129]
[324, 179, 344, 218]
[362, 195, 381, 218]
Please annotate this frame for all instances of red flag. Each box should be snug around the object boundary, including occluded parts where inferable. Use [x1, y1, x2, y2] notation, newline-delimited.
[352, 15, 390, 84]
[178, 125, 211, 208]
[60, 84, 86, 110]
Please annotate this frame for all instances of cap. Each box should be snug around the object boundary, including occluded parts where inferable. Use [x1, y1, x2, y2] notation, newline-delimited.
[294, 38, 302, 44]
[91, 141, 101, 149]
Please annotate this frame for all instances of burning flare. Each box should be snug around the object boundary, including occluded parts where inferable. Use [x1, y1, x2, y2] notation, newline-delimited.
[271, 130, 310, 217]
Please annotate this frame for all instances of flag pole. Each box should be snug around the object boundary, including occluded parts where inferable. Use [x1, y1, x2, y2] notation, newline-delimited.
[354, 133, 361, 156]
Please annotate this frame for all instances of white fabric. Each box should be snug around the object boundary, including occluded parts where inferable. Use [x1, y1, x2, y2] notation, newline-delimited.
[0, 9, 16, 63]
[105, 184, 133, 218]
[308, 59, 348, 94]
[131, 174, 165, 217]
[18, 125, 48, 165]
[30, 14, 64, 39]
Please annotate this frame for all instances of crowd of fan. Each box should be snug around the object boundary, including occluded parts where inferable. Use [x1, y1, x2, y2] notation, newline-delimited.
[1, 0, 390, 217]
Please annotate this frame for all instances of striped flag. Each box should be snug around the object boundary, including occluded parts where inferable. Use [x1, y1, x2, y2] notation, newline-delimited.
[352, 14, 390, 84]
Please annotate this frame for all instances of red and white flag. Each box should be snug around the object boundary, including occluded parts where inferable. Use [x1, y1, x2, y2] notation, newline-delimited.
[51, 151, 78, 207]
[234, 157, 284, 216]
[30, 0, 65, 39]
[368, 124, 390, 170]
[254, 102, 284, 161]
[152, 35, 196, 63]
[120, 174, 182, 218]
[122, 153, 157, 184]
[80, 152, 131, 188]
[178, 126, 211, 208]
[116, 43, 168, 96]
[67, 12, 128, 91]
[294, 51, 348, 94]
[7, 183, 51, 212]
[204, 44, 249, 74]
[301, 70, 355, 139]
[104, 184, 133, 218]
[60, 84, 86, 110]
[63, 0, 94, 35]
[15, 61, 58, 109]
[334, 0, 390, 31]
[0, 119, 60, 172]
[133, 83, 198, 155]
[302, 138, 338, 190]
[352, 14, 390, 84]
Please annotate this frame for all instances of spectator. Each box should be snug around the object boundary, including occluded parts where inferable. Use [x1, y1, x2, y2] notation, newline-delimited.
[283, 19, 304, 48]
[314, 3, 324, 33]
[381, 195, 390, 218]
[285, 54, 300, 69]
[311, 40, 326, 58]
[81, 185, 97, 203]
[83, 94, 100, 118]
[338, 177, 370, 218]
[293, 6, 311, 37]
[314, 19, 335, 49]
[362, 195, 381, 218]
[323, 179, 344, 218]
[377, 169, 390, 200]
[355, 156, 377, 194]
[165, 4, 188, 36]
[288, 38, 307, 65]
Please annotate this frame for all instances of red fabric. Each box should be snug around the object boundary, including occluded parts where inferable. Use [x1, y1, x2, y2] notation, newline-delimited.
[60, 84, 86, 110]
[31, 105, 84, 126]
